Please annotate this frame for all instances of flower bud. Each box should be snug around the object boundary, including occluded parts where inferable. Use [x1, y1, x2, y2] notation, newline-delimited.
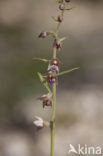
[65, 0, 70, 2]
[57, 15, 63, 22]
[38, 32, 47, 38]
[53, 39, 62, 50]
[59, 4, 65, 10]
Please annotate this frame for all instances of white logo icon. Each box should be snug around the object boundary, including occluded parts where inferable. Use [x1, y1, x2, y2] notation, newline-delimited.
[68, 144, 102, 155]
[68, 144, 78, 154]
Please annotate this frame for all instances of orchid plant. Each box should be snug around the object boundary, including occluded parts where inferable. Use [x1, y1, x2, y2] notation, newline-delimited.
[33, 0, 79, 156]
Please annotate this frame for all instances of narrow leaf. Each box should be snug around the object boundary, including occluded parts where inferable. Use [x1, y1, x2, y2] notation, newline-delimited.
[37, 72, 51, 93]
[32, 58, 49, 63]
[60, 37, 67, 42]
[51, 16, 57, 22]
[56, 67, 80, 76]
[47, 31, 57, 39]
[66, 7, 75, 11]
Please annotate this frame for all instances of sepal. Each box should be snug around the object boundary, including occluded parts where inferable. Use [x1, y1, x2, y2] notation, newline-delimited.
[32, 58, 49, 63]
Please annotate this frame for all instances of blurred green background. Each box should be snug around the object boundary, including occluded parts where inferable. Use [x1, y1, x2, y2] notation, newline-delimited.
[0, 0, 103, 156]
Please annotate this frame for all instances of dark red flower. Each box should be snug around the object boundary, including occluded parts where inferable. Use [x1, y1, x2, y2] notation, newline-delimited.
[57, 15, 63, 22]
[65, 0, 70, 2]
[53, 39, 62, 50]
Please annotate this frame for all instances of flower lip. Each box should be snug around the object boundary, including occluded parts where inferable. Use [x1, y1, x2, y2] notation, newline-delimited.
[49, 78, 56, 84]
[49, 65, 59, 72]
[43, 99, 52, 107]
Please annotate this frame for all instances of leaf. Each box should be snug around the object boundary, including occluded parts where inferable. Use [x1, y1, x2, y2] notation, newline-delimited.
[56, 67, 80, 76]
[51, 16, 57, 22]
[32, 58, 49, 63]
[37, 72, 51, 93]
[60, 37, 67, 42]
[66, 7, 75, 11]
[47, 31, 57, 39]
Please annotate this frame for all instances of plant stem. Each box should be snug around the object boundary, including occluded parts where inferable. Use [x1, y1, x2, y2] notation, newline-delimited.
[56, 10, 64, 35]
[51, 47, 56, 156]
[51, 8, 64, 156]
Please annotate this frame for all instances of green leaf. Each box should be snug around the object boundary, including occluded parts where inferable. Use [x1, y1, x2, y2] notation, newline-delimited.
[56, 67, 80, 76]
[51, 16, 57, 22]
[32, 58, 49, 63]
[37, 72, 51, 93]
[47, 31, 57, 39]
[60, 37, 67, 42]
[66, 7, 75, 11]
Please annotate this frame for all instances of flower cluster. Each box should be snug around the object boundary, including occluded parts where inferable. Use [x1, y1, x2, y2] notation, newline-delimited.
[33, 1, 80, 156]
[33, 0, 73, 130]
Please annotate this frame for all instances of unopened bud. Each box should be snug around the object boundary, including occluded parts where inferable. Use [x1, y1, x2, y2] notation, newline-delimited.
[38, 32, 47, 38]
[57, 15, 63, 22]
[59, 4, 65, 10]
[65, 0, 70, 2]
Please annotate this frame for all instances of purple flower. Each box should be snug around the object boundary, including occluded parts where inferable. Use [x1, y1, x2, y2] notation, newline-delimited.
[38, 32, 47, 38]
[49, 78, 56, 84]
[48, 58, 61, 72]
[49, 65, 59, 72]
[45, 71, 57, 84]
[38, 93, 52, 108]
[53, 39, 62, 50]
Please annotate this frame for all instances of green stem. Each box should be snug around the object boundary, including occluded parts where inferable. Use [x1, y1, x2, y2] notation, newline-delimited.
[56, 10, 64, 35]
[51, 47, 56, 156]
[51, 7, 65, 156]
